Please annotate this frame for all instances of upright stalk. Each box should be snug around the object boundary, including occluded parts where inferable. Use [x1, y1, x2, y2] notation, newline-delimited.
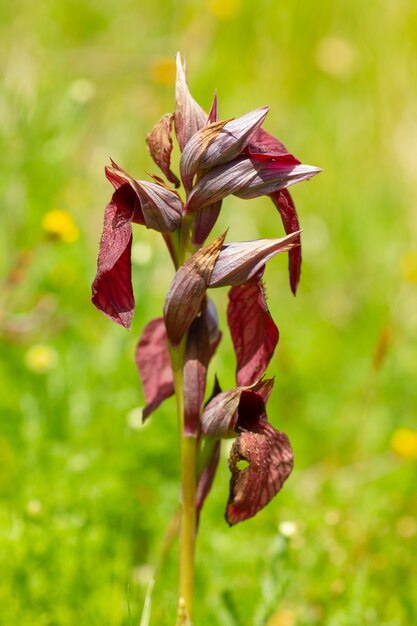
[171, 215, 197, 625]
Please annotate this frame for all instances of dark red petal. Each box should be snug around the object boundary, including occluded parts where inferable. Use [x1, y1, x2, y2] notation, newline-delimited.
[164, 233, 226, 345]
[183, 308, 211, 435]
[135, 318, 174, 420]
[92, 184, 137, 328]
[228, 279, 278, 386]
[246, 127, 300, 166]
[196, 440, 220, 515]
[146, 113, 180, 188]
[226, 419, 293, 525]
[270, 189, 301, 295]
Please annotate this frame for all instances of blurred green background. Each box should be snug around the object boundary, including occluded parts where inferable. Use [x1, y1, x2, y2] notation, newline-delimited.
[1, 1, 417, 624]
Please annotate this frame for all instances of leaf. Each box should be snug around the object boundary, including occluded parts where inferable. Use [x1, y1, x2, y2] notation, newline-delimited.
[226, 419, 293, 525]
[209, 233, 300, 288]
[270, 189, 301, 295]
[196, 439, 220, 515]
[91, 184, 138, 328]
[146, 113, 180, 188]
[163, 233, 226, 344]
[228, 278, 278, 386]
[174, 52, 207, 151]
[106, 161, 183, 233]
[135, 318, 174, 420]
[183, 307, 211, 434]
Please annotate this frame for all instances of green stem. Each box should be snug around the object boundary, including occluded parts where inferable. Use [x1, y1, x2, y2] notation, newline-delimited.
[170, 336, 197, 625]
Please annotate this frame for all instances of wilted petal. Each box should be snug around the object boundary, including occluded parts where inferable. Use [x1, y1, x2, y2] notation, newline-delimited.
[226, 419, 293, 525]
[185, 156, 320, 213]
[174, 53, 207, 151]
[270, 189, 301, 295]
[135, 318, 174, 420]
[164, 233, 226, 344]
[180, 107, 268, 191]
[228, 278, 278, 386]
[201, 379, 274, 438]
[196, 439, 220, 515]
[92, 185, 139, 328]
[106, 161, 183, 232]
[183, 307, 211, 435]
[192, 200, 222, 246]
[146, 113, 180, 188]
[209, 233, 300, 288]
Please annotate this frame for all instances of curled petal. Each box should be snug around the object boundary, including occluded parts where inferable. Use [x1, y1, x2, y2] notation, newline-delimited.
[106, 161, 182, 232]
[174, 52, 207, 151]
[226, 419, 293, 525]
[209, 233, 300, 288]
[228, 279, 278, 386]
[185, 156, 320, 213]
[180, 107, 268, 191]
[135, 318, 174, 420]
[201, 379, 274, 438]
[146, 113, 180, 188]
[92, 185, 138, 328]
[164, 233, 226, 344]
[270, 189, 301, 295]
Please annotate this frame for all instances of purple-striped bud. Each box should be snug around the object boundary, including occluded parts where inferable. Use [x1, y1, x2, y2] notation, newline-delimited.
[174, 53, 207, 152]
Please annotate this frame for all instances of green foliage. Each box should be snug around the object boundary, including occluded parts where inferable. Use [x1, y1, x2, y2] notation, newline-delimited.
[1, 0, 417, 624]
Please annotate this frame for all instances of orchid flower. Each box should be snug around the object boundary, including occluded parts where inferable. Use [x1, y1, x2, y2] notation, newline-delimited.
[92, 53, 320, 624]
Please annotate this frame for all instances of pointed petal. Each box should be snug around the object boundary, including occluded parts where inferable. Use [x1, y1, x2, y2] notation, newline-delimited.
[191, 200, 222, 246]
[146, 113, 180, 188]
[226, 419, 293, 525]
[201, 379, 273, 438]
[207, 91, 218, 124]
[164, 233, 226, 344]
[270, 189, 301, 295]
[106, 162, 183, 233]
[183, 307, 211, 435]
[174, 53, 207, 151]
[92, 184, 137, 328]
[180, 107, 268, 191]
[135, 318, 174, 420]
[228, 279, 278, 386]
[209, 233, 300, 288]
[196, 439, 220, 515]
[185, 156, 320, 213]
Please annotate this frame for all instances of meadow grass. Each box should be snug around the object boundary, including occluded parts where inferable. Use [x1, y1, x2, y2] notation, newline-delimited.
[1, 1, 416, 624]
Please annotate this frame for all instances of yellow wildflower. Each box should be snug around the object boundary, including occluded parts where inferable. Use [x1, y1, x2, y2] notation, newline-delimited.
[42, 209, 80, 243]
[149, 56, 176, 86]
[400, 251, 417, 283]
[208, 0, 241, 20]
[24, 344, 58, 374]
[315, 36, 355, 78]
[391, 427, 417, 459]
[267, 609, 297, 626]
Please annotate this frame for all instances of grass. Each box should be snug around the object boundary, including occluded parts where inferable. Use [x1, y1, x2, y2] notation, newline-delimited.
[1, 0, 417, 624]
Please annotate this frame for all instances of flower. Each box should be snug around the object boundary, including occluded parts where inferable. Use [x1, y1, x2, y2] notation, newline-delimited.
[42, 209, 79, 243]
